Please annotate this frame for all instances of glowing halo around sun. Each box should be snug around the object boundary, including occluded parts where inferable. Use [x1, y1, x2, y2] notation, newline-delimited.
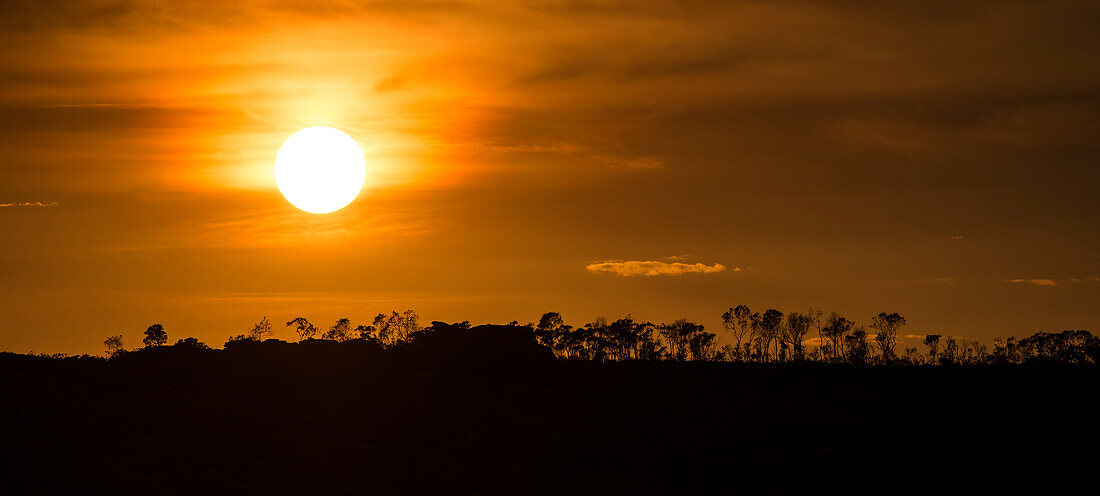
[274, 126, 367, 214]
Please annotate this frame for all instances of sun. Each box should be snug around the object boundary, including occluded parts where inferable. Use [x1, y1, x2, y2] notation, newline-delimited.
[274, 126, 367, 214]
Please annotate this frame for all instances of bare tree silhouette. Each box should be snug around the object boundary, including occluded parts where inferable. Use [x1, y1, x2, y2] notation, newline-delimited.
[287, 317, 317, 341]
[103, 334, 124, 357]
[248, 317, 273, 342]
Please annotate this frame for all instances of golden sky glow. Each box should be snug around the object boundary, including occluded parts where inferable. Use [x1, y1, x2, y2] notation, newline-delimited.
[1, 1, 1099, 352]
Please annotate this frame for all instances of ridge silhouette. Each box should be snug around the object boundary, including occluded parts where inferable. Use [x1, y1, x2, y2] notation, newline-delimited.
[1, 310, 1097, 494]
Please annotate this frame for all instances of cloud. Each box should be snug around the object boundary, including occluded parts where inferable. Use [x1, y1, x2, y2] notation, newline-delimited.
[1005, 278, 1057, 287]
[0, 201, 58, 207]
[596, 155, 664, 169]
[948, 235, 964, 240]
[586, 260, 729, 277]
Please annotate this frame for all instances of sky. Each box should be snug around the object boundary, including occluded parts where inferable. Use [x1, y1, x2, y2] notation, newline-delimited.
[1, 0, 1098, 354]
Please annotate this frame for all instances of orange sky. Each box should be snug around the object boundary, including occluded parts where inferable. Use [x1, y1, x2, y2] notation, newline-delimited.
[2, 1, 1099, 353]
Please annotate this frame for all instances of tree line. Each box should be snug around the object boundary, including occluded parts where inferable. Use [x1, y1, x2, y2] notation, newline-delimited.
[99, 306, 1099, 366]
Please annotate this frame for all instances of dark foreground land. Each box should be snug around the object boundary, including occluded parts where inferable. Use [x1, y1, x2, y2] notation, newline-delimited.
[2, 328, 1097, 495]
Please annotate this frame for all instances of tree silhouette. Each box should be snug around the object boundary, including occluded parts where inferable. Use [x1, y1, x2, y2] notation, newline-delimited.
[248, 316, 273, 342]
[845, 327, 870, 365]
[399, 310, 419, 341]
[660, 319, 714, 361]
[870, 312, 906, 363]
[546, 321, 577, 359]
[173, 337, 209, 350]
[224, 333, 253, 348]
[721, 305, 753, 360]
[371, 310, 420, 345]
[924, 334, 941, 364]
[806, 308, 824, 360]
[103, 334, 124, 357]
[142, 324, 167, 347]
[355, 324, 376, 341]
[660, 319, 694, 361]
[287, 317, 317, 341]
[575, 317, 610, 360]
[634, 322, 665, 360]
[746, 311, 762, 360]
[759, 309, 784, 362]
[940, 337, 960, 365]
[821, 312, 853, 362]
[604, 316, 635, 360]
[535, 312, 565, 351]
[607, 316, 664, 360]
[324, 318, 353, 341]
[783, 312, 812, 360]
[1016, 330, 1098, 365]
[688, 329, 719, 361]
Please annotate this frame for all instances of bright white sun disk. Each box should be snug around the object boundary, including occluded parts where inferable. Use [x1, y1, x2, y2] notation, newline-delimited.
[274, 126, 366, 214]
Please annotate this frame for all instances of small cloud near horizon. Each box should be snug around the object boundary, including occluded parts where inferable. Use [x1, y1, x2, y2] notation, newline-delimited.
[947, 235, 964, 240]
[1005, 278, 1057, 287]
[0, 201, 58, 208]
[586, 260, 731, 277]
[597, 155, 664, 169]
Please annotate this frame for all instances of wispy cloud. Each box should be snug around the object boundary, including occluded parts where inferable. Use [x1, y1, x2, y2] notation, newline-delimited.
[1005, 278, 1057, 287]
[947, 235, 964, 240]
[596, 155, 664, 169]
[586, 260, 730, 277]
[0, 201, 58, 208]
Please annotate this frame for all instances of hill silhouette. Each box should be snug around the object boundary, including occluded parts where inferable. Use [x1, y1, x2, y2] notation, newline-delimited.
[2, 322, 1098, 494]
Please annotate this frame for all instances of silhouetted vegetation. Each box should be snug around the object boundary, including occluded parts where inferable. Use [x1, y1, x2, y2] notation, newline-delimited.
[2, 310, 1096, 494]
[1, 306, 1097, 494]
[88, 306, 1098, 368]
[141, 323, 167, 347]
